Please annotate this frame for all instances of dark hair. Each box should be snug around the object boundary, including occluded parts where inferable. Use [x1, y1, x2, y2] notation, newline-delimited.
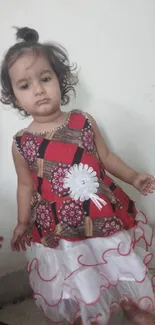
[0, 27, 78, 116]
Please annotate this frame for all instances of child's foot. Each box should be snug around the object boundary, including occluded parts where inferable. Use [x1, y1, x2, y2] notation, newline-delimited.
[121, 300, 155, 325]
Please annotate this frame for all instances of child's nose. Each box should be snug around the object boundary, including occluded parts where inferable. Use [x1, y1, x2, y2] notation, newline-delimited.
[34, 82, 45, 95]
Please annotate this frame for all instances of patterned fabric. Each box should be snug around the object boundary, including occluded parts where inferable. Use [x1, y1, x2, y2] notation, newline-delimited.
[14, 110, 137, 248]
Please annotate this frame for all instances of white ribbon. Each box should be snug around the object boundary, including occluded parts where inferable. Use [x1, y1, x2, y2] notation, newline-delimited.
[90, 194, 107, 210]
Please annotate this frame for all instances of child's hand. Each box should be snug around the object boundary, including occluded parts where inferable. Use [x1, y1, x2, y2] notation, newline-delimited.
[0, 236, 3, 249]
[133, 173, 155, 195]
[11, 223, 31, 252]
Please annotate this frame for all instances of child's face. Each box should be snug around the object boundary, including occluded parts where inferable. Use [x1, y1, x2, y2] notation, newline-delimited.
[9, 52, 61, 117]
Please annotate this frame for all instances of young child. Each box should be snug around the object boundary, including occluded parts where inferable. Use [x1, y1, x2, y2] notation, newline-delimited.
[1, 26, 155, 325]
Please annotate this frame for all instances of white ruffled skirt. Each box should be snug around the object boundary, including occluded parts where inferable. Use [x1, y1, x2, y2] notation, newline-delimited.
[26, 212, 155, 325]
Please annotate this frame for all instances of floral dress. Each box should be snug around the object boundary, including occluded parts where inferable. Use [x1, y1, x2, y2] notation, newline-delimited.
[14, 110, 155, 325]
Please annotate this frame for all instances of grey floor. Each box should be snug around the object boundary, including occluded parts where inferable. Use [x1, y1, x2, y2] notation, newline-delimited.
[0, 299, 47, 325]
[0, 299, 131, 325]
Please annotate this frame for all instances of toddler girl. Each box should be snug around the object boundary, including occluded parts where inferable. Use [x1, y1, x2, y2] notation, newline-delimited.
[1, 27, 155, 325]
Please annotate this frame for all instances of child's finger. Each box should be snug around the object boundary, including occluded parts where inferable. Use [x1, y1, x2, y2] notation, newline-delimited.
[25, 235, 31, 247]
[11, 242, 20, 252]
[15, 244, 20, 252]
[140, 190, 147, 196]
[20, 239, 26, 251]
[11, 233, 19, 244]
[148, 180, 155, 187]
[145, 188, 154, 194]
[149, 175, 155, 183]
[11, 235, 20, 252]
[141, 186, 154, 195]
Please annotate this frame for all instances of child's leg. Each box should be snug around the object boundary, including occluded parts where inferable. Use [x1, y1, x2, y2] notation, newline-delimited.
[73, 317, 82, 325]
[73, 318, 97, 325]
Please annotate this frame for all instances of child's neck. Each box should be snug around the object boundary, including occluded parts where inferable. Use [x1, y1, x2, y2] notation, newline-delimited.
[28, 109, 68, 133]
[33, 109, 62, 124]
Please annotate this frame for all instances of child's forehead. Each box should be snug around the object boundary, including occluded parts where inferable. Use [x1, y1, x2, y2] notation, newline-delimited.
[9, 52, 52, 78]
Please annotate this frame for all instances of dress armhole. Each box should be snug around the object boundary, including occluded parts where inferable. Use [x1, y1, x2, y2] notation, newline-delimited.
[13, 130, 25, 158]
[71, 109, 93, 131]
[71, 109, 92, 125]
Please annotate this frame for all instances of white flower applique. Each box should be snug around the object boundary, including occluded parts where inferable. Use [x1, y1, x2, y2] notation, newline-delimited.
[63, 163, 107, 210]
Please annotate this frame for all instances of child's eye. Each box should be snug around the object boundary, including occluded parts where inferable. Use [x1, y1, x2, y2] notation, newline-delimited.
[20, 83, 29, 90]
[41, 77, 51, 82]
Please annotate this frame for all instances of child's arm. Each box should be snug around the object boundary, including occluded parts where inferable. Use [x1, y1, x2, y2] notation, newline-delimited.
[12, 142, 34, 225]
[11, 142, 34, 250]
[88, 114, 155, 193]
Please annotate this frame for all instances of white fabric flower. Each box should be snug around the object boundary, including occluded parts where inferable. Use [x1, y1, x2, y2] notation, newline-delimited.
[63, 163, 106, 210]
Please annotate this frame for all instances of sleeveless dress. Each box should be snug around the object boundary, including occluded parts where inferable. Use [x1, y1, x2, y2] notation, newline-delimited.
[14, 110, 155, 324]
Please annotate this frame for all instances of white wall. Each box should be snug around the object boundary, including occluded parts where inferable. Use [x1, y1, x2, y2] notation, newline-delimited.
[0, 0, 155, 275]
